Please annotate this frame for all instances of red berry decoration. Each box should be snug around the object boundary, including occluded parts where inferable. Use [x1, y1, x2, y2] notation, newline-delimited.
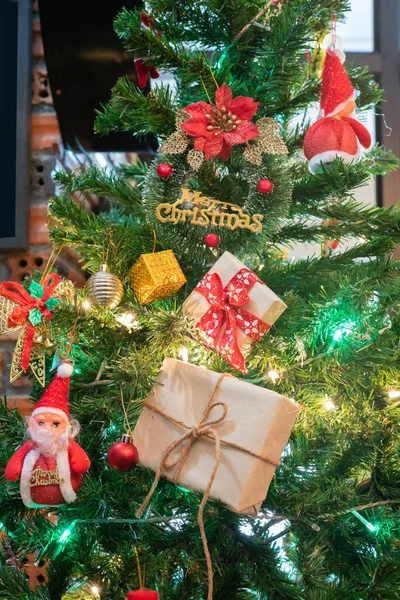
[205, 233, 219, 248]
[257, 179, 274, 194]
[157, 163, 173, 179]
[127, 591, 159, 600]
[107, 434, 139, 471]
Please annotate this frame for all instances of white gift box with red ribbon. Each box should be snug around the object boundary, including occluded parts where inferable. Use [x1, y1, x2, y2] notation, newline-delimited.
[182, 251, 287, 372]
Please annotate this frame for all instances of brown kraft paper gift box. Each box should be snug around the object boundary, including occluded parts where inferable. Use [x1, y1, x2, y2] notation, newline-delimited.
[133, 358, 300, 516]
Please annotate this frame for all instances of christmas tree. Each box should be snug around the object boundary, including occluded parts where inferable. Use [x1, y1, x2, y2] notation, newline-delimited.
[1, 1, 400, 598]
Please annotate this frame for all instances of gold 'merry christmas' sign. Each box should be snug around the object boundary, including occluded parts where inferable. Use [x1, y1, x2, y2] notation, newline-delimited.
[29, 467, 65, 487]
[156, 188, 264, 233]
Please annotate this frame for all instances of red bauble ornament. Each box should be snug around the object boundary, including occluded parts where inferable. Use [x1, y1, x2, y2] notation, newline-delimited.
[204, 233, 219, 248]
[127, 591, 159, 600]
[107, 434, 139, 471]
[257, 179, 274, 194]
[157, 163, 173, 179]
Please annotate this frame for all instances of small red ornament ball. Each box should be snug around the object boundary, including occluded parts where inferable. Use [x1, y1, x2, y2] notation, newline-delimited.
[127, 591, 159, 600]
[157, 163, 173, 178]
[205, 233, 219, 247]
[107, 437, 139, 472]
[257, 179, 274, 194]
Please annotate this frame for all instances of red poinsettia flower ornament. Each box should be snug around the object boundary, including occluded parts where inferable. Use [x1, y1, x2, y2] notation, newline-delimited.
[181, 85, 260, 160]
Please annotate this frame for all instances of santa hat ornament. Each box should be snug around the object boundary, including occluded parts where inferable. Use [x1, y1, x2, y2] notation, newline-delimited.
[31, 362, 73, 422]
[304, 48, 372, 173]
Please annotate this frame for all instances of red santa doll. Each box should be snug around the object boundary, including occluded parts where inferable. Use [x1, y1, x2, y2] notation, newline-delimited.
[303, 48, 372, 173]
[5, 363, 90, 508]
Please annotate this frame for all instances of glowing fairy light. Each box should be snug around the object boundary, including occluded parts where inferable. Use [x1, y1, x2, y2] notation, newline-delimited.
[324, 398, 336, 411]
[58, 528, 71, 542]
[115, 312, 139, 330]
[82, 299, 91, 310]
[58, 520, 76, 543]
[91, 585, 100, 596]
[332, 325, 352, 342]
[388, 390, 400, 399]
[179, 347, 189, 363]
[267, 370, 280, 382]
[351, 510, 376, 532]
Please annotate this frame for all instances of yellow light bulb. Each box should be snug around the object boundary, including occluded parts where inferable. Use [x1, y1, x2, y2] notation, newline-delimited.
[82, 299, 91, 309]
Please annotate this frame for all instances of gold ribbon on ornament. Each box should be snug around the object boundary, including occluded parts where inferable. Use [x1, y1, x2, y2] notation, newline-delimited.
[136, 373, 280, 600]
[0, 278, 75, 386]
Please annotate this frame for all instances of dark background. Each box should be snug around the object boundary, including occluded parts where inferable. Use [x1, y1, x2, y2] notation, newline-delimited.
[1, 0, 18, 238]
[39, 0, 157, 154]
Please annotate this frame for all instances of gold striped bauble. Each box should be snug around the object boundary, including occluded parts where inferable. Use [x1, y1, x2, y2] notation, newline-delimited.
[85, 264, 123, 309]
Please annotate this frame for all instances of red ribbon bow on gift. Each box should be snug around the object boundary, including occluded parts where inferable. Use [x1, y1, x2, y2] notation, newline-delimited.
[0, 273, 60, 371]
[195, 268, 271, 373]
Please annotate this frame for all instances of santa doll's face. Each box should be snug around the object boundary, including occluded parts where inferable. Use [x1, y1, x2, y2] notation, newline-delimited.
[28, 413, 69, 456]
[31, 413, 68, 433]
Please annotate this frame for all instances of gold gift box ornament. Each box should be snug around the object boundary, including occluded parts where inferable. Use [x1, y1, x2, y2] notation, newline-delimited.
[129, 250, 186, 305]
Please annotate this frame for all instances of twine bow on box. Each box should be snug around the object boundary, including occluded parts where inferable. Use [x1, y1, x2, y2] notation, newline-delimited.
[0, 273, 61, 385]
[136, 373, 280, 600]
[194, 268, 271, 373]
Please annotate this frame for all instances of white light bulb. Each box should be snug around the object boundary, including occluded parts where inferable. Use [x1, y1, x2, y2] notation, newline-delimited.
[267, 370, 280, 382]
[324, 399, 336, 411]
[82, 299, 91, 309]
[388, 390, 400, 399]
[179, 347, 189, 363]
[91, 585, 100, 596]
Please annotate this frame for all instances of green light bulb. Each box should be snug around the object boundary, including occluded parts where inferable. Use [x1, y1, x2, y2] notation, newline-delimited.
[351, 510, 376, 533]
[59, 520, 76, 543]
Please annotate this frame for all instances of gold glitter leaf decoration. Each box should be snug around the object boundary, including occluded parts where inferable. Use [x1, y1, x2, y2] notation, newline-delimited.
[244, 118, 288, 166]
[187, 149, 204, 172]
[243, 145, 263, 166]
[159, 109, 191, 155]
[159, 130, 189, 155]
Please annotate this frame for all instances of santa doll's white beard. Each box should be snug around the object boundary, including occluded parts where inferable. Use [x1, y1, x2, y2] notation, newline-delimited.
[29, 428, 69, 457]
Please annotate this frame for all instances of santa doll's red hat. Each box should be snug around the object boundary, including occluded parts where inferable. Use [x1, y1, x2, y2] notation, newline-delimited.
[303, 49, 371, 173]
[31, 363, 73, 421]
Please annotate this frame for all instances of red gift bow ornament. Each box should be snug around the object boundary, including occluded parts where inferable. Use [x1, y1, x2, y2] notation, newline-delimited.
[0, 273, 60, 372]
[194, 268, 271, 373]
